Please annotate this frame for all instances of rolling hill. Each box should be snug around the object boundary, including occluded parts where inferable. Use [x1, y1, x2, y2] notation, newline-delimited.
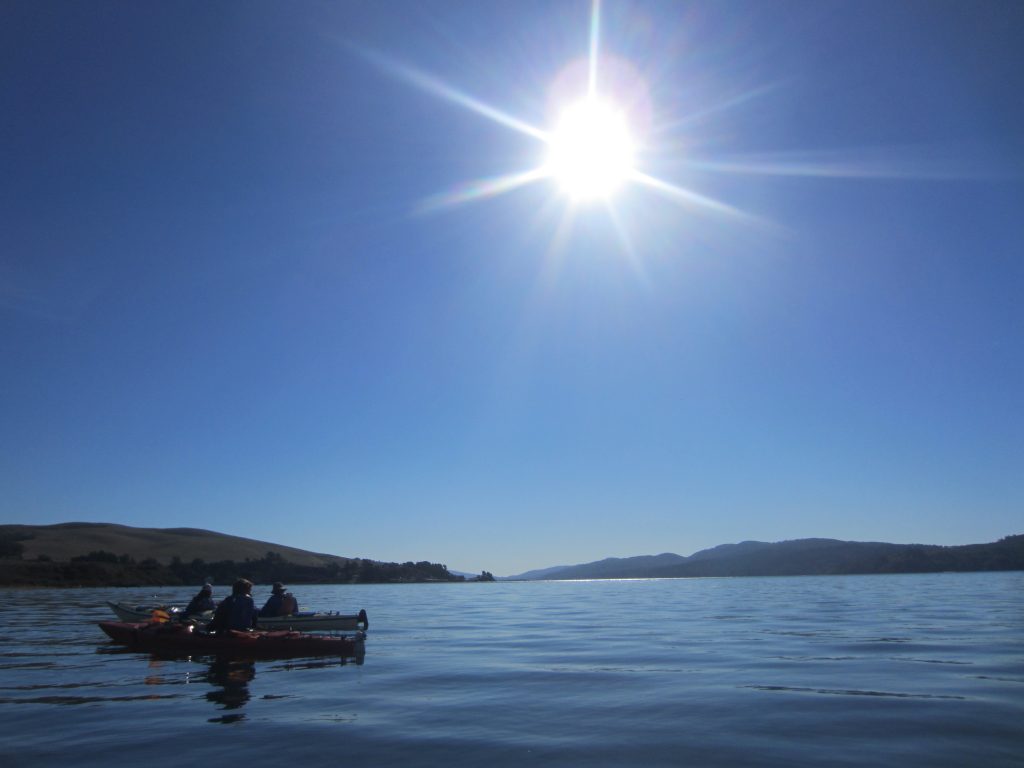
[505, 535, 1024, 580]
[0, 522, 470, 586]
[0, 522, 350, 567]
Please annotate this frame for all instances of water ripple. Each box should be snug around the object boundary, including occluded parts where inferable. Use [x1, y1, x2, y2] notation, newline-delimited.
[742, 685, 967, 700]
[0, 693, 184, 705]
[0, 572, 1020, 767]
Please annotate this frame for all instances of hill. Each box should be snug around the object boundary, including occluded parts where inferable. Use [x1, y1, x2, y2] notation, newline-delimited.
[506, 553, 688, 581]
[506, 535, 1024, 580]
[0, 522, 469, 587]
[0, 522, 348, 567]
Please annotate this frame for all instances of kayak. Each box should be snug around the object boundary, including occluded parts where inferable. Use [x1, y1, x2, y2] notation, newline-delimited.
[256, 609, 368, 632]
[106, 601, 212, 623]
[99, 621, 365, 659]
[106, 601, 368, 631]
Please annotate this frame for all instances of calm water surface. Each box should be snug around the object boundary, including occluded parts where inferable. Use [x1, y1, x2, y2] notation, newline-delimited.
[1, 572, 1021, 767]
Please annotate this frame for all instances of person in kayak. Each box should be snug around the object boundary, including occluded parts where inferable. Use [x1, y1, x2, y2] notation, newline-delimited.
[207, 579, 258, 633]
[259, 582, 299, 617]
[184, 583, 216, 616]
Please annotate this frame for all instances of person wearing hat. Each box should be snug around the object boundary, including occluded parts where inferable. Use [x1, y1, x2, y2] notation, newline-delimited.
[259, 582, 298, 617]
[207, 579, 258, 633]
[184, 583, 216, 616]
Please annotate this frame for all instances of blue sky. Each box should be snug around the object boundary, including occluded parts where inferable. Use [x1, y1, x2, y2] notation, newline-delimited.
[2, 1, 1021, 576]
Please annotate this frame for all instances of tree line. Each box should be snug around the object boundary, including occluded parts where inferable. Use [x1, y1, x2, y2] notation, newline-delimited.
[0, 540, 495, 586]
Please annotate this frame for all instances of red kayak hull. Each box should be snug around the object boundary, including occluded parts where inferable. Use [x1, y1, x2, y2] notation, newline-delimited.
[99, 621, 364, 659]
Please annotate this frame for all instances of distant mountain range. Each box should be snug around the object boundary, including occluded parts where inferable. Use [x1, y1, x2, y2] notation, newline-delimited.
[3, 523, 1020, 586]
[505, 535, 1024, 580]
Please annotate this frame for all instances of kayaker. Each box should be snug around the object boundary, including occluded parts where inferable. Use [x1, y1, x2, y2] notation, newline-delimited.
[184, 583, 216, 616]
[260, 582, 299, 617]
[207, 579, 258, 633]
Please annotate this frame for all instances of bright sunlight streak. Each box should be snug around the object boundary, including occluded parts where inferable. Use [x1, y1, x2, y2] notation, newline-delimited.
[545, 98, 635, 201]
[366, 0, 761, 239]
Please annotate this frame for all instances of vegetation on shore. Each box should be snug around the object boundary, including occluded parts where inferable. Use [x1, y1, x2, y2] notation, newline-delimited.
[0, 523, 495, 587]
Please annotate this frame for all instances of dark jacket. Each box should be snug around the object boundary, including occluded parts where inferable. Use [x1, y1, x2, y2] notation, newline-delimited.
[259, 592, 298, 617]
[184, 592, 215, 615]
[208, 594, 257, 632]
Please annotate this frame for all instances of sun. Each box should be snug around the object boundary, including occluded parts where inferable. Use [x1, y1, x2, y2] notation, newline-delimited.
[379, 0, 750, 225]
[545, 98, 635, 202]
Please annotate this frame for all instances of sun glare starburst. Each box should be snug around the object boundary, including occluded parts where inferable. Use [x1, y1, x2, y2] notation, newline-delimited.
[356, 0, 950, 260]
[546, 98, 635, 201]
[361, 0, 763, 250]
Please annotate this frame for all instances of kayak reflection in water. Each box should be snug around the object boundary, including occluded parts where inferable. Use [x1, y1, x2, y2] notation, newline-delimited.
[206, 579, 258, 633]
[259, 582, 299, 617]
[205, 658, 255, 720]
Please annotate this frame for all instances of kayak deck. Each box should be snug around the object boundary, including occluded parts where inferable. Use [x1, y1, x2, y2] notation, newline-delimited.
[106, 601, 212, 623]
[99, 621, 365, 659]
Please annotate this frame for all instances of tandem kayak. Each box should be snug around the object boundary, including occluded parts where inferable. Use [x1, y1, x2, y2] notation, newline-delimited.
[98, 621, 365, 659]
[257, 609, 368, 632]
[106, 601, 212, 623]
[106, 602, 368, 631]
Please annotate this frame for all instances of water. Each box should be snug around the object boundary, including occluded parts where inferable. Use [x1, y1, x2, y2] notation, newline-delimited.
[0, 572, 1021, 767]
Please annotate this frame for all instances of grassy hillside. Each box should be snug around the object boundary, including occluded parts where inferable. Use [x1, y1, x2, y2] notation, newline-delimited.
[0, 522, 350, 567]
[0, 522, 473, 587]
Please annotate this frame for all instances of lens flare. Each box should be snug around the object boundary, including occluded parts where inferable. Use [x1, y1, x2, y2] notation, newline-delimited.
[545, 99, 635, 201]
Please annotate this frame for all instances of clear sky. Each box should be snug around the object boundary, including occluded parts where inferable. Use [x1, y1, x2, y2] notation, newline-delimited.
[2, 1, 1021, 576]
